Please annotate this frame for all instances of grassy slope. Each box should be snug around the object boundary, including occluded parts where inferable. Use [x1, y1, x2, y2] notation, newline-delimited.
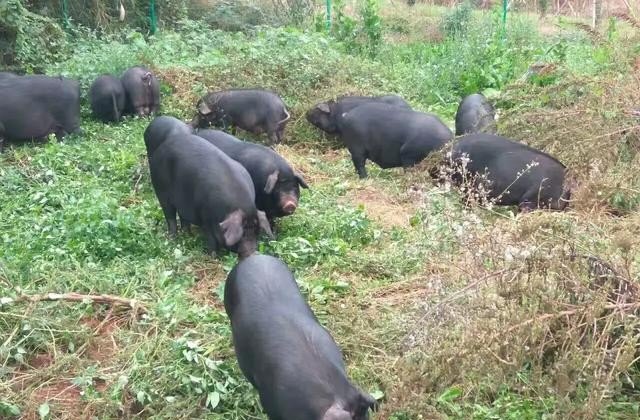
[1, 3, 640, 419]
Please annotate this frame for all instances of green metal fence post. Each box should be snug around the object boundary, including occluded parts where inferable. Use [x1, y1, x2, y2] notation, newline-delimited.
[326, 0, 331, 30]
[502, 0, 508, 38]
[62, 0, 70, 29]
[149, 0, 157, 35]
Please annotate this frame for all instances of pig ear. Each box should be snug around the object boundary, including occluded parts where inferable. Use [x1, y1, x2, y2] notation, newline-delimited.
[294, 171, 309, 189]
[321, 403, 351, 420]
[317, 103, 331, 113]
[219, 209, 244, 247]
[198, 100, 212, 115]
[264, 170, 279, 194]
[257, 211, 274, 239]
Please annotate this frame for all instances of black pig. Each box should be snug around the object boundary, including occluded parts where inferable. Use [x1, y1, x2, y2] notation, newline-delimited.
[121, 66, 160, 117]
[0, 74, 81, 153]
[454, 93, 497, 136]
[196, 129, 308, 222]
[338, 102, 453, 178]
[144, 116, 272, 257]
[306, 94, 411, 136]
[191, 89, 290, 145]
[225, 255, 378, 420]
[448, 133, 571, 211]
[89, 75, 125, 123]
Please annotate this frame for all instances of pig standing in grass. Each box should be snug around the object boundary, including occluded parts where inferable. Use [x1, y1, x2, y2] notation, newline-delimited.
[121, 66, 160, 117]
[144, 116, 272, 258]
[196, 129, 308, 223]
[225, 254, 378, 420]
[191, 89, 290, 145]
[90, 75, 125, 123]
[336, 102, 453, 178]
[306, 94, 411, 136]
[0, 74, 81, 153]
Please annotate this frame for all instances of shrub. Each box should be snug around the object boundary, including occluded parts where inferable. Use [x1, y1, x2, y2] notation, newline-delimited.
[0, 0, 68, 72]
[440, 0, 474, 37]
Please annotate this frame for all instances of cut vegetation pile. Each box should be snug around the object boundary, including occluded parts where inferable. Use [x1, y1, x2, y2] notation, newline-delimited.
[1, 2, 639, 419]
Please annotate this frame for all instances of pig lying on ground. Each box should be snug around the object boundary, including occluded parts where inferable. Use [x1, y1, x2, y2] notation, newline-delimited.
[445, 133, 572, 211]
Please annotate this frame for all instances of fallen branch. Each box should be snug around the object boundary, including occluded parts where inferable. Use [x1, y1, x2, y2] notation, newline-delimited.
[3, 292, 147, 314]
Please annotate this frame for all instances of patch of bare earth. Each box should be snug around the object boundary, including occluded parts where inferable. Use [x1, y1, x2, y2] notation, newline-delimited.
[277, 146, 348, 185]
[11, 315, 123, 419]
[80, 316, 123, 363]
[341, 184, 418, 229]
[188, 260, 226, 309]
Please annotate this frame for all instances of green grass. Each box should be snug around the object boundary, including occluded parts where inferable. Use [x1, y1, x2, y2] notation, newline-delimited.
[2, 3, 640, 419]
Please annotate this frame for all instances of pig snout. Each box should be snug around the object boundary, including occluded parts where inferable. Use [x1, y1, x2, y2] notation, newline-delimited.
[281, 198, 298, 215]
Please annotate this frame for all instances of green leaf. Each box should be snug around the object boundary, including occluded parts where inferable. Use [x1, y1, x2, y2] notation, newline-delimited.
[438, 386, 462, 403]
[136, 391, 146, 403]
[370, 389, 384, 400]
[38, 403, 50, 419]
[206, 391, 220, 409]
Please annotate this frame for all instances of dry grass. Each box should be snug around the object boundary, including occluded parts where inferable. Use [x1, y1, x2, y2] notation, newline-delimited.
[499, 69, 640, 214]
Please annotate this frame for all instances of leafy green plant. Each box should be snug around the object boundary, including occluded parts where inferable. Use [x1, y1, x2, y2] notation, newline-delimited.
[0, 0, 68, 72]
[360, 0, 382, 57]
[441, 1, 474, 37]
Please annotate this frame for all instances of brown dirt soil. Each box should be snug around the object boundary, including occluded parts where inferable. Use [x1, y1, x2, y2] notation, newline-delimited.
[80, 316, 123, 364]
[188, 261, 226, 310]
[11, 315, 123, 419]
[22, 380, 84, 420]
[341, 184, 418, 229]
[276, 146, 348, 186]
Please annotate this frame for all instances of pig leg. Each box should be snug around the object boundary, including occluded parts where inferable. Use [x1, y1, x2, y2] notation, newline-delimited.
[204, 230, 222, 256]
[276, 125, 286, 143]
[179, 214, 191, 234]
[159, 198, 178, 237]
[267, 130, 279, 146]
[348, 147, 368, 179]
[0, 124, 5, 153]
[267, 217, 278, 238]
